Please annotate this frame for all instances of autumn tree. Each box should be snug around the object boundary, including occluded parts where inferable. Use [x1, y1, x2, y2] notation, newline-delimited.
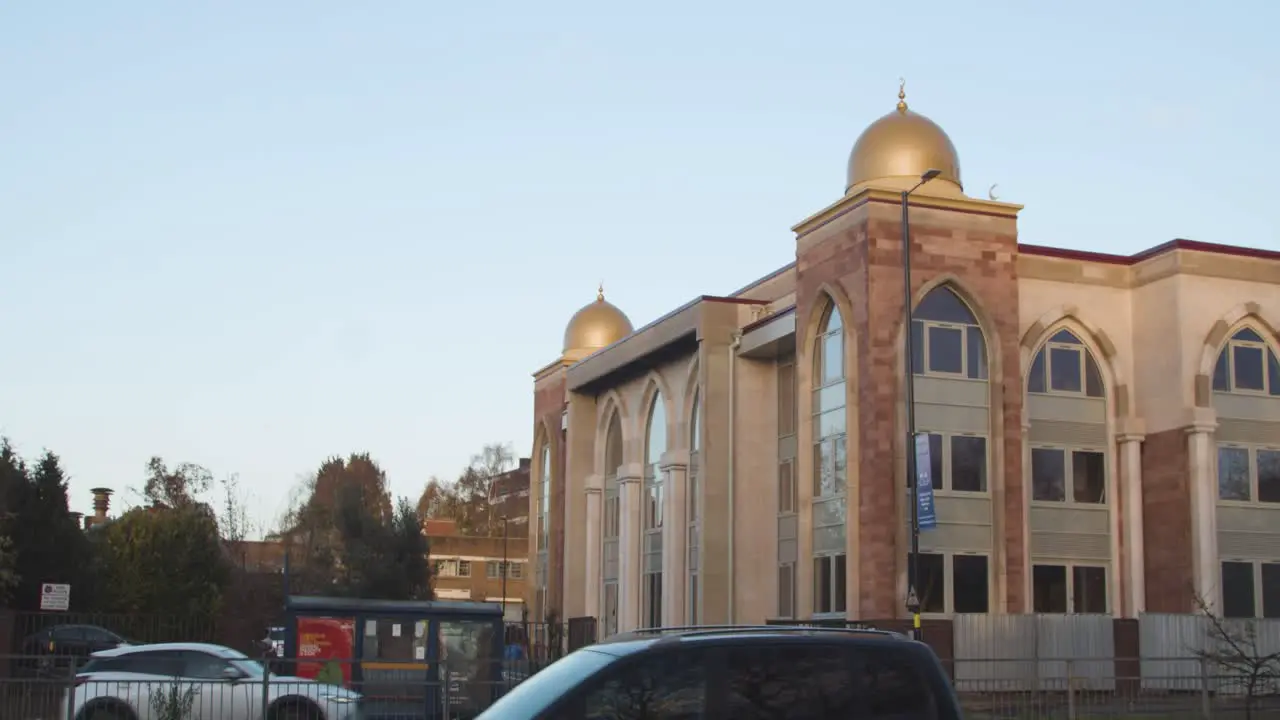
[142, 456, 213, 510]
[0, 439, 95, 610]
[450, 443, 515, 536]
[280, 453, 430, 600]
[416, 476, 460, 522]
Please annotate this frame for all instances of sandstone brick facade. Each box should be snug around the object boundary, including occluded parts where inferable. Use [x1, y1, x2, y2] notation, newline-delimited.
[1140, 427, 1194, 612]
[532, 368, 568, 618]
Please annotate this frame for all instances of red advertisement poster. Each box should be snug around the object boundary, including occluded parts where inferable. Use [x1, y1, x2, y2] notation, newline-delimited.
[296, 616, 355, 687]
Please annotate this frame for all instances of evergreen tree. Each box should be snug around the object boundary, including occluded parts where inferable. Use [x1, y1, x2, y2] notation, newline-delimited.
[0, 440, 94, 611]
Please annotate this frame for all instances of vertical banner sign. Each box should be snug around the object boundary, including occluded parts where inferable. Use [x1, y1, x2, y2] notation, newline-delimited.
[914, 434, 937, 531]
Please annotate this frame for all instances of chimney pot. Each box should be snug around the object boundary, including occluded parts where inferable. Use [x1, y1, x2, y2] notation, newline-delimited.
[90, 487, 114, 520]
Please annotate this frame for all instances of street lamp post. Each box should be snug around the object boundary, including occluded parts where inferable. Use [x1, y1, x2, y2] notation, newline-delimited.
[904, 168, 941, 642]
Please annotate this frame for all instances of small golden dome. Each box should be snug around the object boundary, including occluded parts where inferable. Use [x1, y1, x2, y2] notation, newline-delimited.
[562, 284, 634, 362]
[846, 83, 963, 198]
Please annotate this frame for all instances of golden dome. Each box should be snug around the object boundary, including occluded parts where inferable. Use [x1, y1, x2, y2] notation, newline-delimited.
[562, 285, 634, 362]
[846, 84, 963, 198]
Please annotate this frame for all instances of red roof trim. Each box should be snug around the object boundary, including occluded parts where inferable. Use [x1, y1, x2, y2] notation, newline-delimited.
[1019, 238, 1280, 265]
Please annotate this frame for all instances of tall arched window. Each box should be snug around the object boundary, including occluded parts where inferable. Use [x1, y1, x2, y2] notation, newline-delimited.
[1026, 328, 1110, 615]
[812, 303, 847, 616]
[910, 286, 991, 616]
[912, 287, 988, 380]
[687, 389, 701, 625]
[601, 412, 623, 637]
[536, 441, 551, 620]
[642, 391, 667, 628]
[1211, 326, 1280, 619]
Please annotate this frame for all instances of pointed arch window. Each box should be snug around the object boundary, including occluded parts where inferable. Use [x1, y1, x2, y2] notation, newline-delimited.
[1213, 327, 1280, 396]
[1028, 330, 1103, 397]
[642, 392, 667, 628]
[687, 389, 701, 625]
[536, 441, 551, 619]
[911, 287, 988, 380]
[812, 303, 847, 616]
[601, 412, 623, 637]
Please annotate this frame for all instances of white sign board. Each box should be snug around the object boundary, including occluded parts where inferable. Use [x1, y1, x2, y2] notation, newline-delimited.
[40, 583, 70, 611]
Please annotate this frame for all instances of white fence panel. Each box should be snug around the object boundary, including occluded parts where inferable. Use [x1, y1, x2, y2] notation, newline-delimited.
[953, 614, 1115, 692]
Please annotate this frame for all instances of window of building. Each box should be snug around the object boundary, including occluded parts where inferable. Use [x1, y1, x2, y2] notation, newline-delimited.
[601, 412, 622, 637]
[1027, 329, 1104, 397]
[911, 286, 988, 380]
[1217, 444, 1280, 503]
[1032, 563, 1108, 613]
[812, 305, 847, 616]
[1031, 447, 1107, 504]
[814, 554, 846, 615]
[537, 441, 551, 619]
[920, 433, 987, 493]
[1213, 327, 1280, 396]
[1221, 560, 1280, 619]
[538, 444, 550, 551]
[642, 391, 667, 629]
[778, 563, 795, 619]
[777, 354, 798, 621]
[778, 461, 796, 514]
[688, 388, 702, 626]
[913, 552, 989, 614]
[507, 562, 522, 579]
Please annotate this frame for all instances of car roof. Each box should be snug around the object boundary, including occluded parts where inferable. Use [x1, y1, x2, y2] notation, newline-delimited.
[588, 625, 914, 656]
[93, 642, 245, 659]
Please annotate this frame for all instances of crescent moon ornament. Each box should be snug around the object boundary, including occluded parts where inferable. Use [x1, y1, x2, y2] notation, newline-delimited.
[988, 184, 1000, 201]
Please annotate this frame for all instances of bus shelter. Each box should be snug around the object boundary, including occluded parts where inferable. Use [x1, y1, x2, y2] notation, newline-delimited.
[283, 595, 504, 719]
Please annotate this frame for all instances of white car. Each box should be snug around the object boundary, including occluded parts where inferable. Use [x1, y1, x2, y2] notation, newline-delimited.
[63, 642, 362, 720]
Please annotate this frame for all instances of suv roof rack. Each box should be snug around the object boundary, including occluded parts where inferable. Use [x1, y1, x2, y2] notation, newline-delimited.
[599, 625, 907, 645]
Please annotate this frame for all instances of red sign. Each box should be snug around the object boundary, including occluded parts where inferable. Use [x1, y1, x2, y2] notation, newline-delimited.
[295, 616, 355, 687]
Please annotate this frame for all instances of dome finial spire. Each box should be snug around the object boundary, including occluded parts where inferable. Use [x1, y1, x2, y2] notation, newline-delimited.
[897, 77, 908, 114]
[597, 281, 605, 302]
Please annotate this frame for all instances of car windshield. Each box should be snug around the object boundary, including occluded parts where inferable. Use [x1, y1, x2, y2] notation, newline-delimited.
[476, 649, 615, 720]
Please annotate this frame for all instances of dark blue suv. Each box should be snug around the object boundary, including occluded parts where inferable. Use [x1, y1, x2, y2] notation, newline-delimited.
[479, 625, 961, 719]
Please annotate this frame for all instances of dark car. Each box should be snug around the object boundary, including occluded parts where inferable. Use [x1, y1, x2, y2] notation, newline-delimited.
[477, 625, 961, 720]
[18, 624, 129, 677]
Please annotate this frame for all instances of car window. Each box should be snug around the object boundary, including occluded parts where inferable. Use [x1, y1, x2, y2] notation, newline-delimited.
[724, 643, 938, 720]
[551, 647, 709, 720]
[82, 627, 121, 644]
[179, 651, 234, 679]
[52, 626, 87, 642]
[117, 651, 185, 677]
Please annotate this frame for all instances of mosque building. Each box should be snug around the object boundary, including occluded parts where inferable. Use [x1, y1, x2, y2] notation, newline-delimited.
[527, 87, 1280, 633]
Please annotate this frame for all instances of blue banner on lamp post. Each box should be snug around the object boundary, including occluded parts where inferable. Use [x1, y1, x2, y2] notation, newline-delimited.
[914, 434, 937, 531]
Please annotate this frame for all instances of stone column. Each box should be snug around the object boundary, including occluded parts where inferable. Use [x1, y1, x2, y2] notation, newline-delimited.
[1117, 420, 1146, 617]
[584, 478, 602, 619]
[661, 450, 689, 627]
[562, 393, 597, 620]
[1185, 409, 1219, 612]
[617, 462, 645, 632]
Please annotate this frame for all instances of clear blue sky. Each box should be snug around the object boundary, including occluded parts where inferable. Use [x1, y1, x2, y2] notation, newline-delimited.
[2, 1, 1277, 531]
